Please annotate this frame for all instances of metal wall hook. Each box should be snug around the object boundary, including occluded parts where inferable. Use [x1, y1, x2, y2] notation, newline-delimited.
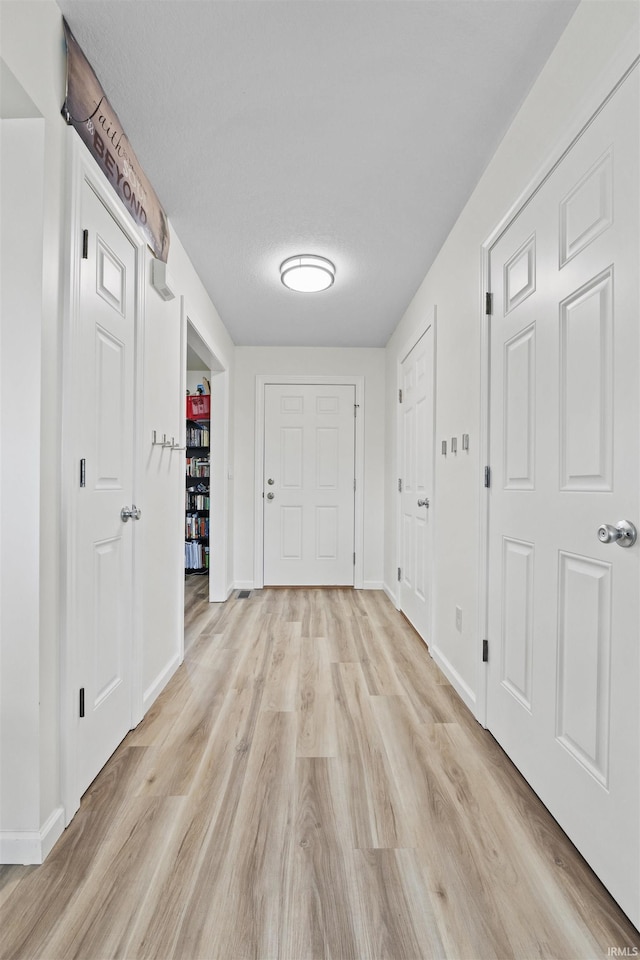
[152, 430, 184, 450]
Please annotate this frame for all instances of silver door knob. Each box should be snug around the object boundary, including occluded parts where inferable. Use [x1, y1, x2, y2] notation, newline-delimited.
[267, 478, 275, 485]
[597, 520, 636, 547]
[417, 498, 430, 508]
[121, 504, 142, 522]
[266, 492, 275, 500]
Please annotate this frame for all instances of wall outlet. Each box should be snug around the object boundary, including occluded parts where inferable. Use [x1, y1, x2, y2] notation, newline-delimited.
[455, 605, 462, 633]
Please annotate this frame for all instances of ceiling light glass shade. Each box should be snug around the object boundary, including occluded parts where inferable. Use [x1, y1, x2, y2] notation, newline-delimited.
[280, 255, 335, 292]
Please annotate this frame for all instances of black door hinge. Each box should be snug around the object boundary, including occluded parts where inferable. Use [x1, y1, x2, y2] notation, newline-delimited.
[397, 567, 401, 582]
[482, 639, 489, 663]
[484, 465, 491, 488]
[80, 458, 86, 487]
[82, 229, 89, 260]
[353, 552, 356, 565]
[79, 687, 85, 717]
[398, 388, 403, 404]
[485, 291, 492, 315]
[354, 403, 359, 418]
[398, 478, 402, 493]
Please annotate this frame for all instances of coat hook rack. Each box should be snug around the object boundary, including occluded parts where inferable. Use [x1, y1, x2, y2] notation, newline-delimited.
[151, 430, 184, 450]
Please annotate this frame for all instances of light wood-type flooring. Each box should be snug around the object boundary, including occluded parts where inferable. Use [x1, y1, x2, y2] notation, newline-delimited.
[1, 584, 638, 959]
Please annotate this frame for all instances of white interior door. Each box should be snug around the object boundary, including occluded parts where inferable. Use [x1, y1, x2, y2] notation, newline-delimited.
[76, 181, 137, 795]
[263, 383, 355, 586]
[399, 326, 435, 639]
[487, 67, 639, 926]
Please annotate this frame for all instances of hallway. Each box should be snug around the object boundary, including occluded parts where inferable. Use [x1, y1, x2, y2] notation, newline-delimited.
[0, 587, 637, 959]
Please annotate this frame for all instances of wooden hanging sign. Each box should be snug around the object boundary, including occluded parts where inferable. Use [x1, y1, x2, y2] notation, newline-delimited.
[62, 19, 170, 262]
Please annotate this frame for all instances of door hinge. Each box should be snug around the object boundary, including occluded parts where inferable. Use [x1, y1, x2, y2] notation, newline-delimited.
[482, 639, 489, 663]
[485, 291, 492, 315]
[484, 465, 491, 488]
[398, 388, 403, 404]
[82, 229, 89, 260]
[79, 687, 85, 718]
[80, 458, 86, 487]
[354, 403, 359, 418]
[353, 552, 356, 565]
[397, 567, 401, 582]
[398, 478, 402, 493]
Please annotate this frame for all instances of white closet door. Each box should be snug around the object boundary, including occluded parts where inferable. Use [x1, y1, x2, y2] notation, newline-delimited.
[76, 181, 137, 796]
[399, 325, 435, 640]
[487, 67, 639, 926]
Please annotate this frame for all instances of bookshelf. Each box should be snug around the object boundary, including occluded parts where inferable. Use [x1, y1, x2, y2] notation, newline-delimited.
[185, 416, 210, 574]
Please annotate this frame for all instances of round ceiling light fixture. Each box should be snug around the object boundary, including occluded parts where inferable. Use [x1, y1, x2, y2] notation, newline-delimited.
[280, 255, 335, 293]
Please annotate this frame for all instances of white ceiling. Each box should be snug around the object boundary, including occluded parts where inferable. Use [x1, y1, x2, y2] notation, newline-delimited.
[57, 0, 579, 347]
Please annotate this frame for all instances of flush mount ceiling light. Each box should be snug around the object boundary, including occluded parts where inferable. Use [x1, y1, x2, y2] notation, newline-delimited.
[280, 255, 335, 293]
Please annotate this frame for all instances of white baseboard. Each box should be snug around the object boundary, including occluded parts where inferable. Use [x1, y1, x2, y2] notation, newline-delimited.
[143, 652, 181, 712]
[233, 580, 255, 592]
[429, 643, 477, 714]
[383, 581, 399, 607]
[0, 805, 64, 865]
[232, 581, 385, 593]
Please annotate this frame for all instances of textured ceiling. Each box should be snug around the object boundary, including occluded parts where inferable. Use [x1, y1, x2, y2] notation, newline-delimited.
[57, 0, 579, 347]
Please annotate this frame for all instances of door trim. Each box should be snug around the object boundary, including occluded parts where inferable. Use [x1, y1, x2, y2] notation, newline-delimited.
[394, 309, 437, 637]
[60, 132, 146, 824]
[253, 375, 365, 590]
[477, 45, 640, 728]
[179, 301, 231, 606]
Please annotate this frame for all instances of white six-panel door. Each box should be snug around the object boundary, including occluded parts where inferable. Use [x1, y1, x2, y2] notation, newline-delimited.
[263, 383, 355, 586]
[399, 325, 435, 640]
[76, 181, 137, 796]
[487, 67, 639, 926]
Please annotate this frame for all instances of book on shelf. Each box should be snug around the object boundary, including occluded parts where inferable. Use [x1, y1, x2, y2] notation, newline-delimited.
[186, 458, 210, 477]
[185, 513, 209, 539]
[186, 423, 210, 447]
[185, 492, 210, 511]
[185, 540, 209, 571]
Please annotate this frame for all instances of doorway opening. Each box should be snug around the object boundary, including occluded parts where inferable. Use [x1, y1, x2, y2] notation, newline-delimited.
[181, 307, 229, 652]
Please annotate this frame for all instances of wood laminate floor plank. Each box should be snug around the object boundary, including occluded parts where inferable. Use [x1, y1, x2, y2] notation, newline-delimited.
[296, 637, 338, 758]
[282, 757, 360, 960]
[1, 587, 638, 960]
[332, 662, 411, 850]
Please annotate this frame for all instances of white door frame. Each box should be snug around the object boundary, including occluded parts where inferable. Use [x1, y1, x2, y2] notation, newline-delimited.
[394, 309, 437, 629]
[60, 133, 146, 824]
[179, 301, 231, 607]
[477, 43, 640, 728]
[254, 375, 365, 590]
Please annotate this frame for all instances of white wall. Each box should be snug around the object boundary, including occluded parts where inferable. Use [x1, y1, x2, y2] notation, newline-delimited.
[0, 0, 236, 859]
[384, 0, 640, 709]
[234, 347, 385, 588]
[141, 239, 234, 704]
[0, 118, 45, 851]
[1, 0, 68, 857]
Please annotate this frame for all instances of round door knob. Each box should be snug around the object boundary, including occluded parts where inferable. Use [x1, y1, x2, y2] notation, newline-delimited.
[121, 504, 141, 522]
[598, 523, 620, 544]
[597, 520, 637, 547]
[267, 478, 275, 485]
[266, 492, 275, 500]
[417, 498, 430, 508]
